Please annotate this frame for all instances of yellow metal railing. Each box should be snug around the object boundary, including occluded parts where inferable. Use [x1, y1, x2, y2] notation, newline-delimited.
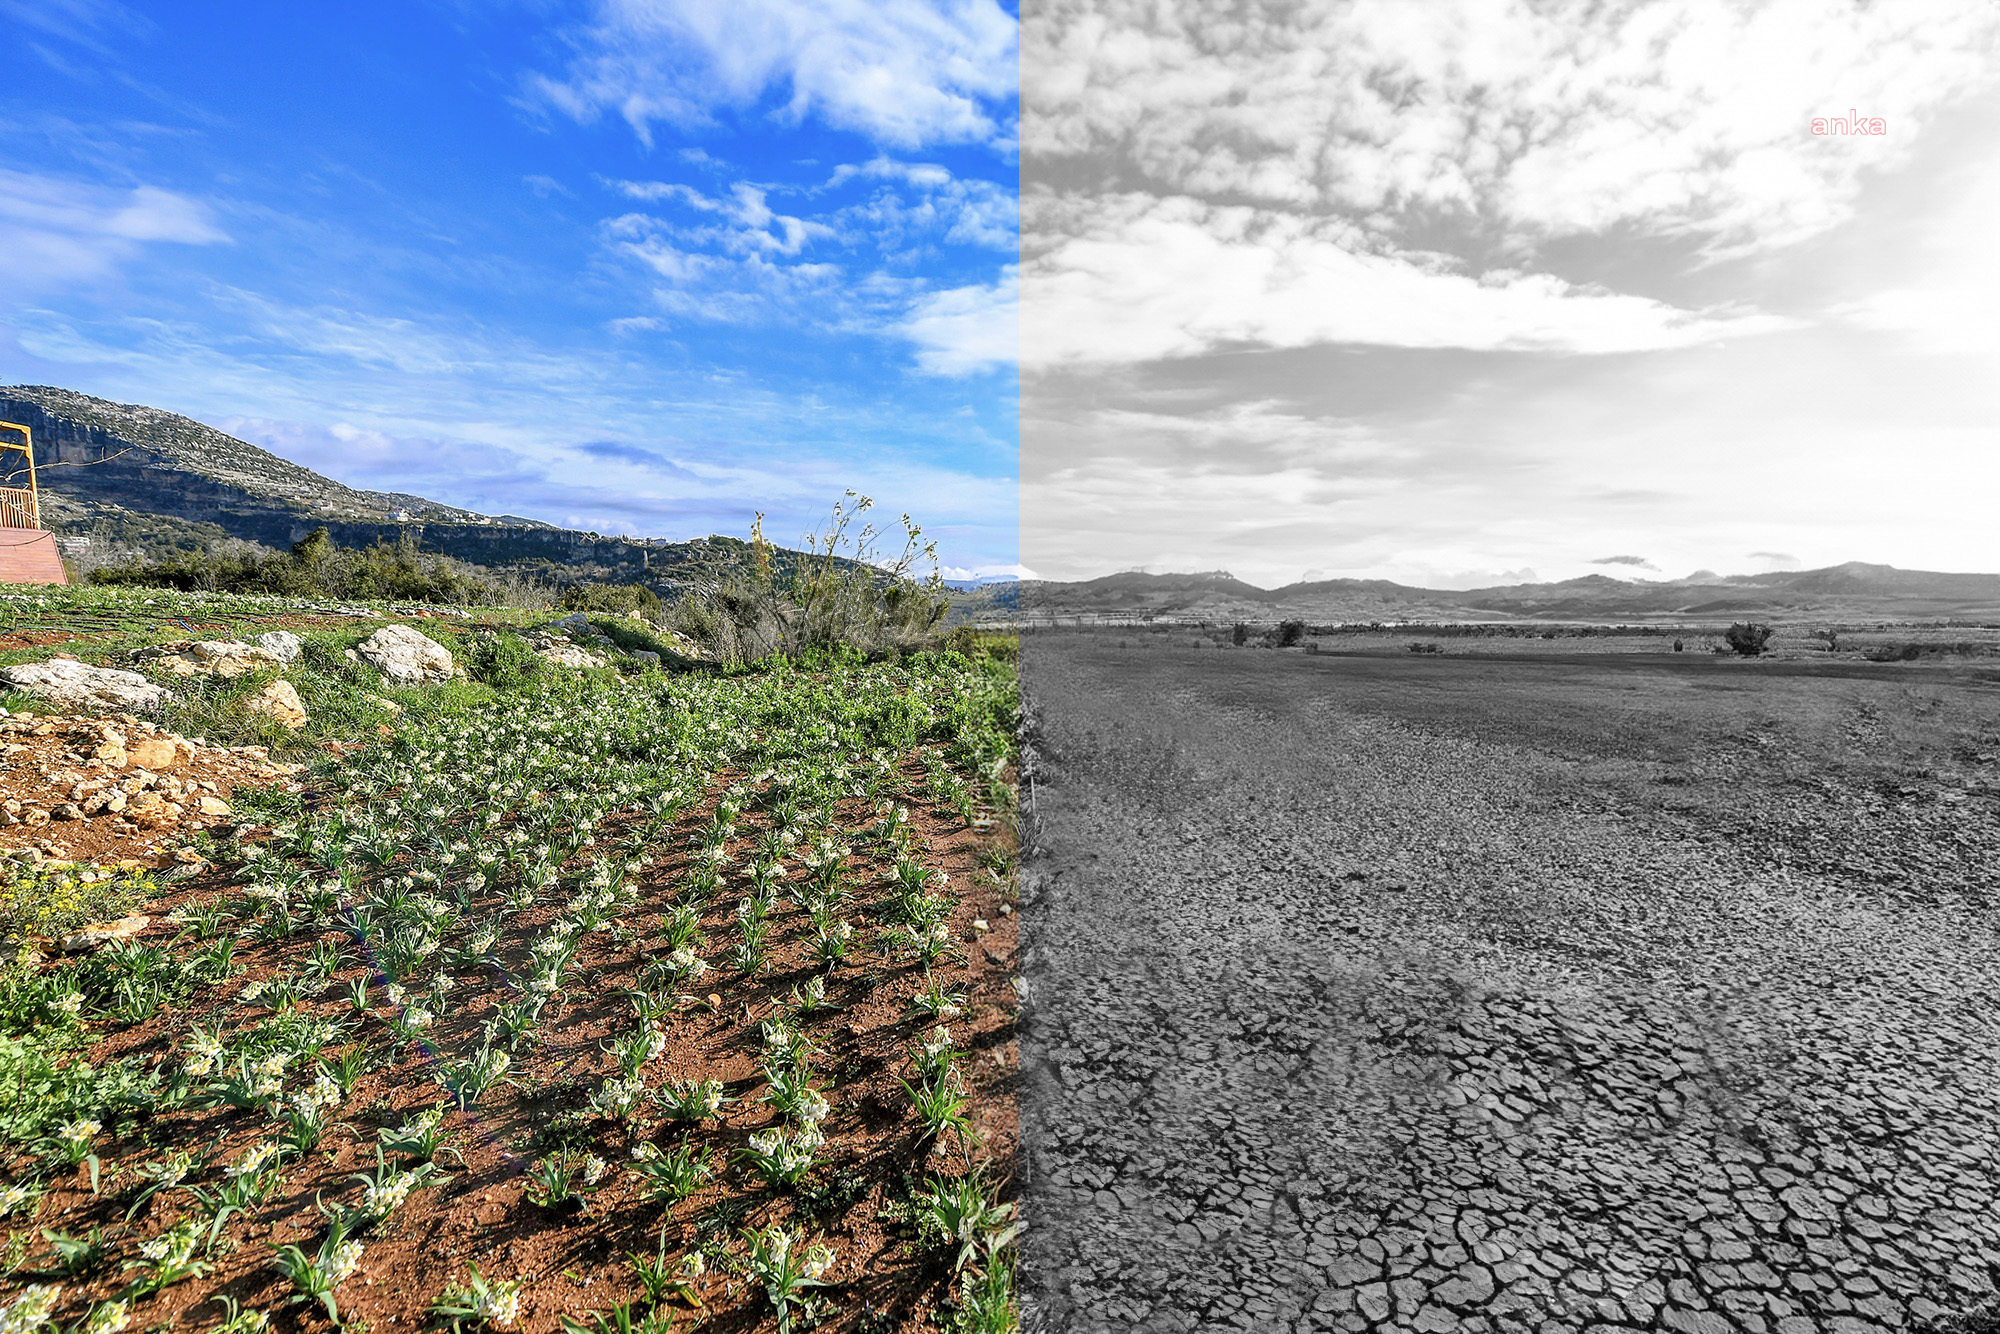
[0, 423, 39, 529]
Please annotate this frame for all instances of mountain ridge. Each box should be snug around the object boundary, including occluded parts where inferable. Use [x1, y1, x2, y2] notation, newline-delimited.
[1022, 562, 2000, 623]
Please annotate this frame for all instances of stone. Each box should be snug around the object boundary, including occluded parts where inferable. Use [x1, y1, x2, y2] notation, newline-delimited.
[196, 795, 232, 817]
[629, 650, 661, 666]
[526, 631, 606, 670]
[662, 630, 709, 659]
[355, 625, 455, 685]
[126, 736, 193, 771]
[51, 803, 84, 821]
[186, 640, 284, 677]
[125, 791, 181, 826]
[0, 659, 172, 713]
[244, 679, 308, 730]
[252, 630, 304, 663]
[61, 915, 150, 951]
[21, 808, 49, 828]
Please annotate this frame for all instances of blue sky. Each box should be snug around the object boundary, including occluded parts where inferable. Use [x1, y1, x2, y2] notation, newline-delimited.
[1023, 0, 2000, 587]
[0, 0, 1019, 577]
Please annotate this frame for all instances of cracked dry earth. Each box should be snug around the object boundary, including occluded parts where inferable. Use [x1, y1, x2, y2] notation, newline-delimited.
[1015, 636, 2000, 1334]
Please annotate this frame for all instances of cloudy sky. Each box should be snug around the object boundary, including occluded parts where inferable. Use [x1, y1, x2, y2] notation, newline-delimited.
[1022, 0, 2000, 587]
[0, 0, 1019, 577]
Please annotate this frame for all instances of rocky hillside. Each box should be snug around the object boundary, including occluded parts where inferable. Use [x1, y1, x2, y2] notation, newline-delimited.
[1, 387, 800, 598]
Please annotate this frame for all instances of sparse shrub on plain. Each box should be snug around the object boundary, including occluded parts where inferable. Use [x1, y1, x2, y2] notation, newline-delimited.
[1231, 624, 1249, 647]
[1724, 622, 1774, 656]
[1865, 642, 1924, 662]
[1276, 620, 1306, 647]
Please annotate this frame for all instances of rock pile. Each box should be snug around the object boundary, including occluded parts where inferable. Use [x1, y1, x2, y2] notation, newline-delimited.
[0, 709, 302, 859]
[526, 629, 607, 669]
[131, 631, 303, 677]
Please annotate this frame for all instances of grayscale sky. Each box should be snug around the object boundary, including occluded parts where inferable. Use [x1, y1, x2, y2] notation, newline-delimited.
[1020, 0, 2000, 587]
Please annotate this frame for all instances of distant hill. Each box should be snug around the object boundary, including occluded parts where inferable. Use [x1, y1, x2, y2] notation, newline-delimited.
[1022, 562, 2000, 624]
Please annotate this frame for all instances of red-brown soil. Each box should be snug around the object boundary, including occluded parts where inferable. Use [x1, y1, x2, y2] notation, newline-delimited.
[21, 763, 1018, 1334]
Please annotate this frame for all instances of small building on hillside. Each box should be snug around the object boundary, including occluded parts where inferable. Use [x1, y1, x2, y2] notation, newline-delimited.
[0, 423, 67, 585]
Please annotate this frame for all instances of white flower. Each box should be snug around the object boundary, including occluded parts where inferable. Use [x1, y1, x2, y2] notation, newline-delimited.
[803, 1244, 836, 1280]
[363, 1174, 415, 1217]
[0, 1284, 62, 1334]
[583, 1155, 607, 1185]
[0, 1180, 37, 1216]
[51, 993, 83, 1018]
[229, 1142, 280, 1177]
[58, 1118, 101, 1146]
[79, 1300, 129, 1334]
[325, 1239, 364, 1285]
[478, 1284, 520, 1329]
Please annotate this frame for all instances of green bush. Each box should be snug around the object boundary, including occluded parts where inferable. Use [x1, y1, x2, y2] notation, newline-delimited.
[89, 528, 505, 606]
[559, 582, 661, 618]
[666, 495, 949, 663]
[459, 631, 544, 691]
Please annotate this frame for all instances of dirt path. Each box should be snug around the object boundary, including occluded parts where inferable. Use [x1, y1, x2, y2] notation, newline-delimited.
[1017, 636, 2000, 1334]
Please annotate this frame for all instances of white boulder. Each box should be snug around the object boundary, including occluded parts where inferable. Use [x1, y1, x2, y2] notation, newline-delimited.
[0, 659, 172, 712]
[253, 630, 305, 663]
[355, 624, 456, 685]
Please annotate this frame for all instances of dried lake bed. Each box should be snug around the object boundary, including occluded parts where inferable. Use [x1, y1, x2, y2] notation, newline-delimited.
[1018, 632, 2000, 1334]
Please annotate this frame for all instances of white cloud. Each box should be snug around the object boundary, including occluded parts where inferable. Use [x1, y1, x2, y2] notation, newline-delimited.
[1022, 193, 1793, 365]
[1025, 0, 2000, 255]
[599, 171, 1015, 371]
[533, 0, 1017, 150]
[902, 267, 1016, 375]
[0, 168, 227, 290]
[1826, 143, 2000, 359]
[1020, 0, 2000, 363]
[826, 160, 1017, 252]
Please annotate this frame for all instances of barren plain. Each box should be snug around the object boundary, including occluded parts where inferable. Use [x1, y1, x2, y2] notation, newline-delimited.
[1017, 632, 2000, 1334]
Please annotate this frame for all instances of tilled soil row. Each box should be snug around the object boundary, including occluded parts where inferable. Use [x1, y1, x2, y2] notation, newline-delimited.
[1016, 638, 2000, 1334]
